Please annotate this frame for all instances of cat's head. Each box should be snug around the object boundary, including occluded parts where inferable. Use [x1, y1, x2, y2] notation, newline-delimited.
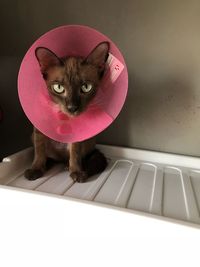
[35, 42, 109, 116]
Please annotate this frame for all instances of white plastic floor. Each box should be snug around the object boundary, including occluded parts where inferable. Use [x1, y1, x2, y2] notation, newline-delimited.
[1, 145, 200, 227]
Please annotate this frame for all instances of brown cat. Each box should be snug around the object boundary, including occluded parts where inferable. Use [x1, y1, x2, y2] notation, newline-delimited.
[24, 42, 109, 183]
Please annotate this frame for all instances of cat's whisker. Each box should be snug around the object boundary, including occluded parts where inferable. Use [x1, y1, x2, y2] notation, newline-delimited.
[89, 102, 104, 108]
[90, 97, 105, 106]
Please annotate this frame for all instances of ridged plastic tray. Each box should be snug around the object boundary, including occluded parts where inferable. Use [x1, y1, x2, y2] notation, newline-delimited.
[1, 145, 200, 227]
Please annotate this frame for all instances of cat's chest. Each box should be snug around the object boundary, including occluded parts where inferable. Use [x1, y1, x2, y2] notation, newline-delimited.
[45, 139, 69, 160]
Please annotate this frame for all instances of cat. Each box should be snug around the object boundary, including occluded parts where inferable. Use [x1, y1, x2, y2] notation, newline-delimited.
[24, 41, 109, 183]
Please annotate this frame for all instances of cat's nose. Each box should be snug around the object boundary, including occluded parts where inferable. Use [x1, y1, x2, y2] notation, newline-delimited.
[67, 104, 79, 113]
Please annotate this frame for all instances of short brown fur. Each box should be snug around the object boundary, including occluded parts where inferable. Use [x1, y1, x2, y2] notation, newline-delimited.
[25, 42, 109, 182]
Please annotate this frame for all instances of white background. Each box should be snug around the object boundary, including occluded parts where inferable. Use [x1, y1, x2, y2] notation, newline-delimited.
[0, 187, 199, 267]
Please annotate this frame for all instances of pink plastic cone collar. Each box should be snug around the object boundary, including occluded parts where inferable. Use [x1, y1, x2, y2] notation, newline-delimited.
[18, 25, 128, 143]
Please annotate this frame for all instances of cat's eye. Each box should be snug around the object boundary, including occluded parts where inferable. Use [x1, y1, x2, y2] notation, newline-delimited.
[51, 84, 65, 94]
[81, 83, 93, 93]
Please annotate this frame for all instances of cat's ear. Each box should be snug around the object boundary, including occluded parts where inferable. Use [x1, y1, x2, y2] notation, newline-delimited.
[85, 42, 110, 68]
[35, 47, 62, 73]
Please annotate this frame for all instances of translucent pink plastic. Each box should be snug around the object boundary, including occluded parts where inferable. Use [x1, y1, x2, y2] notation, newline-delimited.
[18, 25, 128, 143]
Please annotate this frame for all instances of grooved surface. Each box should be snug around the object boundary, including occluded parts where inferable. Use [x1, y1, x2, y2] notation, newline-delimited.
[1, 146, 200, 225]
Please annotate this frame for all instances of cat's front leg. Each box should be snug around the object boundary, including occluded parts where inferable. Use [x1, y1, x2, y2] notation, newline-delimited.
[69, 142, 88, 183]
[24, 128, 47, 180]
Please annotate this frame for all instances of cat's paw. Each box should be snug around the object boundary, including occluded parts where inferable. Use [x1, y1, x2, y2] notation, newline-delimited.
[24, 169, 44, 180]
[70, 171, 88, 183]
